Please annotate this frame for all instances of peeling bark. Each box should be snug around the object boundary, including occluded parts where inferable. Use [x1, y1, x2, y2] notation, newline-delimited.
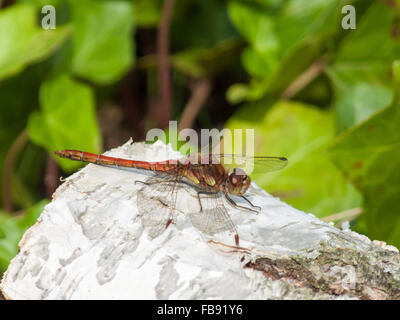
[1, 140, 399, 300]
[246, 237, 400, 299]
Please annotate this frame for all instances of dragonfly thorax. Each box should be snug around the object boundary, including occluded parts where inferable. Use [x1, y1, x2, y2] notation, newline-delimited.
[226, 168, 250, 196]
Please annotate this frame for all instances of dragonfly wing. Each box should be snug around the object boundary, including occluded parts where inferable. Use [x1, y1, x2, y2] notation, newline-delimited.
[216, 154, 288, 174]
[136, 173, 182, 239]
[189, 192, 237, 237]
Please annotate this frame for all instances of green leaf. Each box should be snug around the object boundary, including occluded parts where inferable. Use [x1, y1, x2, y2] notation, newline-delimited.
[228, 1, 279, 52]
[0, 4, 72, 80]
[18, 0, 61, 6]
[0, 62, 54, 210]
[241, 47, 279, 79]
[138, 38, 245, 78]
[171, 38, 245, 78]
[225, 100, 361, 216]
[327, 0, 400, 132]
[229, 0, 342, 61]
[335, 1, 400, 63]
[132, 0, 163, 27]
[328, 62, 400, 248]
[226, 83, 251, 104]
[11, 174, 35, 209]
[228, 0, 280, 79]
[27, 74, 102, 171]
[69, 0, 135, 84]
[0, 200, 48, 272]
[171, 0, 238, 50]
[227, 0, 341, 100]
[276, 0, 341, 55]
[327, 63, 393, 132]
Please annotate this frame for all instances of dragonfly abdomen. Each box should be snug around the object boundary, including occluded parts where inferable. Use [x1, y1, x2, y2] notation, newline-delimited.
[54, 150, 179, 172]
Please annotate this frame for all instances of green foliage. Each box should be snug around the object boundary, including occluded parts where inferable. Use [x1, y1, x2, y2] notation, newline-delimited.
[228, 0, 280, 78]
[28, 74, 101, 171]
[0, 0, 135, 269]
[0, 4, 71, 80]
[327, 0, 400, 132]
[224, 0, 400, 248]
[328, 62, 400, 248]
[226, 100, 362, 216]
[227, 0, 342, 101]
[327, 65, 393, 132]
[172, 38, 245, 78]
[133, 0, 163, 27]
[18, 0, 61, 5]
[171, 0, 238, 50]
[69, 0, 135, 84]
[0, 200, 48, 272]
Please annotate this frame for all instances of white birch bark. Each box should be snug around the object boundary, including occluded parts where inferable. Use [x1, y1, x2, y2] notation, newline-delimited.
[1, 140, 399, 300]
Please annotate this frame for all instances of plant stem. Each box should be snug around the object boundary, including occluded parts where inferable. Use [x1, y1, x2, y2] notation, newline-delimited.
[280, 60, 325, 99]
[2, 129, 29, 213]
[156, 0, 175, 129]
[178, 79, 212, 131]
[44, 156, 59, 199]
[322, 207, 363, 223]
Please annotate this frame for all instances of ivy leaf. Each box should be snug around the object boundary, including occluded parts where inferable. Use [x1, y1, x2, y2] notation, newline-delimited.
[171, 38, 245, 78]
[132, 0, 163, 27]
[327, 64, 393, 132]
[228, 0, 280, 79]
[227, 0, 341, 101]
[327, 0, 400, 132]
[0, 200, 48, 272]
[335, 0, 400, 63]
[225, 100, 361, 216]
[69, 0, 135, 84]
[0, 4, 71, 80]
[328, 61, 400, 248]
[171, 0, 238, 50]
[27, 74, 102, 171]
[18, 0, 61, 5]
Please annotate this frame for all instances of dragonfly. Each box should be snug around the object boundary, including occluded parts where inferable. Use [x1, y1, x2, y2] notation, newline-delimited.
[54, 149, 287, 246]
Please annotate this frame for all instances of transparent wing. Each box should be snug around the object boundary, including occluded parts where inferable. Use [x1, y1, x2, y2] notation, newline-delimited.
[137, 174, 239, 245]
[189, 192, 237, 239]
[136, 173, 183, 239]
[212, 154, 288, 175]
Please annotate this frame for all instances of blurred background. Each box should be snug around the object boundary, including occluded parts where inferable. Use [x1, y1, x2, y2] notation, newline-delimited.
[1, 0, 400, 275]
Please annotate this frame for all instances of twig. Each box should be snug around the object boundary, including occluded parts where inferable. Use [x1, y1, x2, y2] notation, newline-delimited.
[178, 79, 212, 131]
[322, 207, 362, 223]
[44, 156, 59, 199]
[280, 60, 325, 99]
[2, 129, 29, 212]
[119, 72, 145, 140]
[1, 0, 15, 9]
[156, 0, 175, 129]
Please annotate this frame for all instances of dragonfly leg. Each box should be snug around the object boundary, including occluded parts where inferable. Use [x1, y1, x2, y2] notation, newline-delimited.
[196, 191, 205, 211]
[241, 195, 261, 212]
[146, 198, 175, 230]
[135, 180, 149, 186]
[224, 193, 259, 214]
[196, 191, 219, 212]
[134, 179, 176, 186]
[165, 218, 173, 229]
[235, 234, 239, 246]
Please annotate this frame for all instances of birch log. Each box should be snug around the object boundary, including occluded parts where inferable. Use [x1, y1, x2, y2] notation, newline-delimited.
[1, 140, 399, 300]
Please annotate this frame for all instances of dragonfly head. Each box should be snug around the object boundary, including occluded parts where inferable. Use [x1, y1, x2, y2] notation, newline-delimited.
[226, 168, 250, 196]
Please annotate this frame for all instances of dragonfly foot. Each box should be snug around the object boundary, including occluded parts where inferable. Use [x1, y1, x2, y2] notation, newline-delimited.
[165, 218, 173, 229]
[235, 234, 239, 246]
[134, 180, 147, 186]
[241, 195, 261, 214]
[225, 193, 260, 214]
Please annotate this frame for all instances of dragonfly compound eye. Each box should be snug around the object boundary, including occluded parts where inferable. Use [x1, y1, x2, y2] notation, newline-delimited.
[228, 168, 250, 196]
